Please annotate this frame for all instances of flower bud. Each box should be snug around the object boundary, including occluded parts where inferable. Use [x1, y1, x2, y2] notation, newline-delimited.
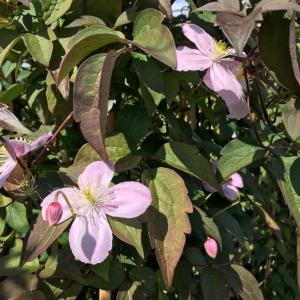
[204, 237, 218, 259]
[46, 202, 63, 225]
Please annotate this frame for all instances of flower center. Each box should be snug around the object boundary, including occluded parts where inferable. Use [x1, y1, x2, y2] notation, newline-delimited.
[82, 188, 99, 205]
[0, 146, 8, 167]
[212, 40, 230, 60]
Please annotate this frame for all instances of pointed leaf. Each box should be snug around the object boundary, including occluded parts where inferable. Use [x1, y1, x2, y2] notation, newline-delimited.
[283, 99, 300, 141]
[108, 216, 144, 258]
[218, 139, 266, 179]
[0, 103, 32, 134]
[58, 25, 125, 82]
[0, 33, 23, 66]
[155, 142, 218, 189]
[23, 34, 53, 67]
[42, 0, 74, 25]
[269, 156, 300, 228]
[21, 213, 72, 265]
[133, 8, 177, 68]
[143, 167, 193, 289]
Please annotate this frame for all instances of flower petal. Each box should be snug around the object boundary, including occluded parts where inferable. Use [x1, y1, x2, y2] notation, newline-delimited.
[105, 182, 152, 218]
[0, 159, 17, 188]
[5, 140, 30, 157]
[230, 173, 244, 188]
[29, 132, 52, 152]
[181, 24, 214, 57]
[78, 161, 114, 191]
[176, 46, 212, 71]
[203, 62, 248, 119]
[222, 184, 239, 201]
[69, 214, 112, 264]
[41, 188, 79, 224]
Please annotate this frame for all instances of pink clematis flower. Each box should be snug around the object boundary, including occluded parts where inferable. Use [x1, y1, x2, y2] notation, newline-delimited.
[204, 237, 218, 259]
[202, 160, 243, 201]
[176, 24, 248, 120]
[0, 133, 52, 188]
[41, 161, 152, 265]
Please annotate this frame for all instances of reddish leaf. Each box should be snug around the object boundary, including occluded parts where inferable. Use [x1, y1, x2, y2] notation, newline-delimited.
[21, 213, 72, 265]
[143, 167, 193, 289]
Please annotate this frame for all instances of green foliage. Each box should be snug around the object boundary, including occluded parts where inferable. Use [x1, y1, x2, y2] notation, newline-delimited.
[0, 0, 300, 298]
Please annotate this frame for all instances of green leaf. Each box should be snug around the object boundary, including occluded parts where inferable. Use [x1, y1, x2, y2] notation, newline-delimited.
[117, 103, 151, 147]
[87, 260, 125, 290]
[0, 103, 32, 134]
[193, 206, 222, 248]
[155, 142, 218, 189]
[108, 216, 144, 258]
[21, 213, 72, 265]
[269, 156, 300, 228]
[106, 133, 142, 172]
[6, 202, 29, 234]
[133, 8, 177, 68]
[116, 281, 144, 300]
[230, 264, 264, 300]
[0, 32, 23, 66]
[0, 83, 26, 105]
[218, 139, 266, 179]
[259, 12, 300, 94]
[23, 33, 53, 67]
[114, 7, 138, 29]
[282, 98, 300, 141]
[58, 25, 125, 82]
[201, 267, 230, 300]
[42, 0, 74, 25]
[143, 167, 193, 289]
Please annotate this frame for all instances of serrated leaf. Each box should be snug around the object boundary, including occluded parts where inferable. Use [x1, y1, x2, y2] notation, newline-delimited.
[230, 264, 264, 300]
[21, 213, 72, 265]
[269, 156, 300, 228]
[218, 139, 266, 179]
[108, 216, 144, 258]
[259, 12, 300, 94]
[23, 33, 53, 67]
[58, 25, 125, 82]
[73, 51, 121, 161]
[283, 99, 300, 141]
[133, 8, 177, 68]
[155, 142, 218, 189]
[42, 0, 74, 25]
[143, 167, 193, 289]
[0, 103, 32, 134]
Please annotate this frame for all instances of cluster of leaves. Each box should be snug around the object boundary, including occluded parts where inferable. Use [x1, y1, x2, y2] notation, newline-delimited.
[1, 0, 300, 299]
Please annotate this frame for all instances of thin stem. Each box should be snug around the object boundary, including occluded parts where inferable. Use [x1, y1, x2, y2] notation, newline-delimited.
[30, 111, 73, 167]
[212, 201, 240, 219]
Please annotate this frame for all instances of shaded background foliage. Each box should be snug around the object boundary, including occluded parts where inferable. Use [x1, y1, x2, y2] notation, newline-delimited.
[0, 0, 300, 299]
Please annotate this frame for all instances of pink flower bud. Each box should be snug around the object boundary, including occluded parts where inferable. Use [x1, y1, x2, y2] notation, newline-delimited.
[46, 202, 63, 225]
[204, 237, 218, 259]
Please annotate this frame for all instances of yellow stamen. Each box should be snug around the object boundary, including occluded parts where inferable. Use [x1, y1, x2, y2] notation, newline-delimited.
[83, 188, 97, 205]
[212, 40, 230, 60]
[0, 146, 8, 167]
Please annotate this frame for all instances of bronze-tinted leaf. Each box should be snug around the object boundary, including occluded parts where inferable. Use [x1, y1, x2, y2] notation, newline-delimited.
[282, 99, 300, 141]
[143, 167, 193, 289]
[21, 213, 72, 265]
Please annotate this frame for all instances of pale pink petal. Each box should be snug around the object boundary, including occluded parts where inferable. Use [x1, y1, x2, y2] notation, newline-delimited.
[5, 140, 30, 157]
[78, 161, 114, 191]
[29, 132, 52, 152]
[230, 173, 244, 188]
[176, 46, 212, 71]
[222, 183, 239, 201]
[105, 182, 152, 218]
[0, 159, 17, 188]
[41, 187, 79, 224]
[227, 101, 248, 120]
[69, 213, 112, 264]
[2, 139, 17, 159]
[181, 24, 214, 57]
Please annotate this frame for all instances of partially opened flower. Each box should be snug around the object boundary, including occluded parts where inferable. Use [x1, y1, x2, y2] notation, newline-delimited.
[41, 161, 152, 265]
[0, 133, 52, 188]
[202, 160, 243, 201]
[176, 24, 248, 120]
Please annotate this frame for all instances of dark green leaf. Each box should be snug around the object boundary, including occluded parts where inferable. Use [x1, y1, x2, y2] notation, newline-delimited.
[6, 201, 29, 234]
